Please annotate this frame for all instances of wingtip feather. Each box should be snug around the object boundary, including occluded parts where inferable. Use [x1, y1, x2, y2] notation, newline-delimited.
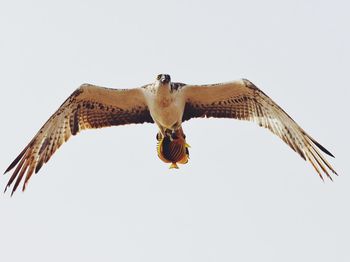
[4, 139, 35, 175]
[307, 134, 335, 158]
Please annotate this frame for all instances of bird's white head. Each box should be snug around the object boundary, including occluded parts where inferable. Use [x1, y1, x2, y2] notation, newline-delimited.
[156, 74, 171, 85]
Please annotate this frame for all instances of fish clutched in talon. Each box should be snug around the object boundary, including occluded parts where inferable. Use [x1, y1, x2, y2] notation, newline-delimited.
[157, 130, 190, 169]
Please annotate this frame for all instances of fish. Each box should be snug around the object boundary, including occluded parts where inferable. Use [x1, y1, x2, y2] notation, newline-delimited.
[157, 133, 190, 169]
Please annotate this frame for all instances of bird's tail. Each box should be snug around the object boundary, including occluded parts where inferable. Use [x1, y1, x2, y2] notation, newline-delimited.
[157, 130, 190, 169]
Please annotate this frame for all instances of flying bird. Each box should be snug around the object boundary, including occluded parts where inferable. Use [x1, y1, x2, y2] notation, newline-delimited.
[4, 74, 337, 195]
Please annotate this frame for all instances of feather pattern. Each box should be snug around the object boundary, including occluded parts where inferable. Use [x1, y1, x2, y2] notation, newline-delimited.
[181, 79, 337, 179]
[4, 84, 153, 195]
[4, 75, 338, 195]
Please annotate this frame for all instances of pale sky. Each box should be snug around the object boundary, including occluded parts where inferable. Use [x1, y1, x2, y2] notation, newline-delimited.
[0, 1, 349, 261]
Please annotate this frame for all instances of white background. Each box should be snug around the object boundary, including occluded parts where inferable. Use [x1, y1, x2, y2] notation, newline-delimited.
[0, 1, 349, 261]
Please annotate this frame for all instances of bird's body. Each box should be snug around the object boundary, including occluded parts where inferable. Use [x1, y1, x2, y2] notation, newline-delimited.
[145, 79, 184, 131]
[4, 74, 337, 195]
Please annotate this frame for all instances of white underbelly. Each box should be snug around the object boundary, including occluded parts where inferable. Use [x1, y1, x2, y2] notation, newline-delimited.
[151, 103, 183, 129]
[144, 87, 185, 130]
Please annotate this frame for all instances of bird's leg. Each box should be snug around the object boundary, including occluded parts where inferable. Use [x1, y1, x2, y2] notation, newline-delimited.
[165, 129, 173, 140]
[155, 122, 167, 141]
[157, 128, 174, 141]
[169, 123, 183, 141]
[168, 127, 188, 142]
[161, 129, 177, 141]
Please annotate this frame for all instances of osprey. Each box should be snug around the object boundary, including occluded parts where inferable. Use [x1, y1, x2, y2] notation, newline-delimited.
[4, 74, 337, 195]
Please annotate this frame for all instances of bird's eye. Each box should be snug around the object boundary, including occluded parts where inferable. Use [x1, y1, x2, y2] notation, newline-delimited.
[157, 74, 162, 80]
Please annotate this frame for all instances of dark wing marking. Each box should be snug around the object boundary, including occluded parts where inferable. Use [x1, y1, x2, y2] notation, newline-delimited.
[171, 82, 186, 92]
[4, 84, 153, 195]
[181, 79, 337, 180]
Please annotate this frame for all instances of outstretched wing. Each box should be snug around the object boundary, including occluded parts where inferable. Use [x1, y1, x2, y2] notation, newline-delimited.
[4, 84, 153, 195]
[181, 79, 337, 180]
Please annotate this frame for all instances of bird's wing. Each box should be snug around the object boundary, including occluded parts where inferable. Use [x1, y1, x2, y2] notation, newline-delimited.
[4, 84, 153, 195]
[181, 79, 337, 180]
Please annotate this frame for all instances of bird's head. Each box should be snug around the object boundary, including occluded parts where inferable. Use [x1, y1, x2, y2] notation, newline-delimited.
[156, 74, 171, 85]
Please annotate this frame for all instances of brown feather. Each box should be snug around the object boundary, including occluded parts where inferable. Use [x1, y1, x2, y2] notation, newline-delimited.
[182, 79, 336, 179]
[4, 84, 153, 194]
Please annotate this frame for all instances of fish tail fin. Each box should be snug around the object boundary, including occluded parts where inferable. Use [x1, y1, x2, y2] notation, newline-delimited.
[169, 163, 179, 169]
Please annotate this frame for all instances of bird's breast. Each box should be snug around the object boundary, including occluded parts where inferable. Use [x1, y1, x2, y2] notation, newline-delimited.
[149, 97, 184, 129]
